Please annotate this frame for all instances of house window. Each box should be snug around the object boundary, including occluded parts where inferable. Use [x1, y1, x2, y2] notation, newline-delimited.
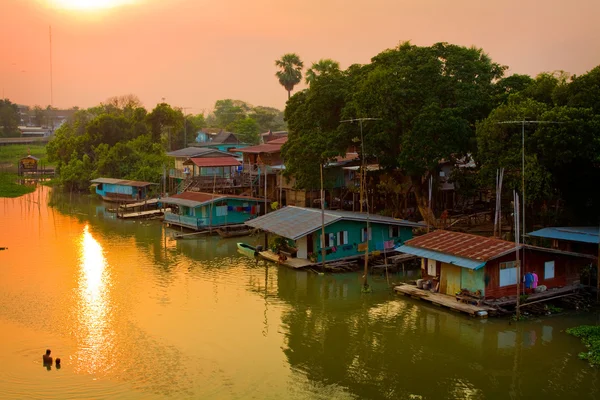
[551, 239, 559, 249]
[320, 232, 335, 248]
[389, 226, 400, 238]
[337, 231, 348, 246]
[545, 261, 555, 280]
[361, 227, 372, 242]
[427, 259, 436, 276]
[499, 261, 517, 287]
[216, 205, 228, 217]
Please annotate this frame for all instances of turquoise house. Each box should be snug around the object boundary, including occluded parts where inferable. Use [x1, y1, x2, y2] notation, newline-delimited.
[161, 191, 266, 230]
[245, 206, 425, 263]
[197, 131, 250, 156]
[90, 178, 158, 203]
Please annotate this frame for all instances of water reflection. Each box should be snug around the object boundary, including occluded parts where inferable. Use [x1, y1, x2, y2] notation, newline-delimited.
[75, 224, 113, 374]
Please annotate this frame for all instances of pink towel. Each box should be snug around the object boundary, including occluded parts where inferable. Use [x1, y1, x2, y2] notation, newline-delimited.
[532, 272, 539, 289]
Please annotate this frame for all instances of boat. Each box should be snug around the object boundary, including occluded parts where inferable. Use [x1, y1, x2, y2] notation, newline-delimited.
[237, 242, 260, 258]
[217, 225, 255, 238]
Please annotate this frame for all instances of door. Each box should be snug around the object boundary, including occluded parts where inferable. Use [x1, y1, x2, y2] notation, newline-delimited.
[307, 234, 314, 254]
[440, 264, 462, 295]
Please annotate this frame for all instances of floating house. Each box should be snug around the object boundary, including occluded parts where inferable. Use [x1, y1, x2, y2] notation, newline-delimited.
[90, 178, 158, 203]
[245, 206, 425, 264]
[161, 192, 266, 231]
[528, 227, 599, 256]
[396, 230, 595, 300]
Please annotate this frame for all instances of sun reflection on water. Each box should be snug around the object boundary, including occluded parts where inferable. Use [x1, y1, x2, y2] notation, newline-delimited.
[74, 224, 114, 375]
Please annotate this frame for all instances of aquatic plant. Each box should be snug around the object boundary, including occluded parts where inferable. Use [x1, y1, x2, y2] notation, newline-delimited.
[566, 325, 600, 365]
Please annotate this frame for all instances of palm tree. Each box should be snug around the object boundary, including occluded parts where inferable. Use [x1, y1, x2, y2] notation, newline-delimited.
[305, 59, 340, 85]
[275, 53, 304, 99]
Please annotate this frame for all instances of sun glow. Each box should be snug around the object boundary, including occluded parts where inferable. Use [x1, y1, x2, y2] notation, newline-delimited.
[48, 0, 139, 11]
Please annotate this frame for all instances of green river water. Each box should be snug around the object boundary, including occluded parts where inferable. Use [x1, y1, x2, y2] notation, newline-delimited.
[1, 186, 599, 399]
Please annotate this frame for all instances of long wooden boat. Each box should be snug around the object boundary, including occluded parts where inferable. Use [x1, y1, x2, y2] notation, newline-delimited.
[237, 242, 259, 258]
[217, 225, 254, 238]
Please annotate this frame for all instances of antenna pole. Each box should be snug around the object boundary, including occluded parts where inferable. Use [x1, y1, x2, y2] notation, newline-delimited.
[49, 25, 53, 108]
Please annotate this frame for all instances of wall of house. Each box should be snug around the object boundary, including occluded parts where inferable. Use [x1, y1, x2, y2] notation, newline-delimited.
[296, 236, 308, 259]
[96, 183, 145, 200]
[483, 249, 588, 299]
[165, 198, 262, 229]
[315, 220, 413, 262]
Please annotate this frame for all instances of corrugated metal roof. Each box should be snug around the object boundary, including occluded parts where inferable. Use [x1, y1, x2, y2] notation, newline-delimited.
[166, 147, 226, 157]
[405, 230, 517, 261]
[185, 157, 241, 167]
[161, 192, 264, 208]
[244, 206, 425, 240]
[527, 227, 599, 244]
[90, 178, 157, 187]
[395, 245, 487, 270]
[238, 137, 287, 154]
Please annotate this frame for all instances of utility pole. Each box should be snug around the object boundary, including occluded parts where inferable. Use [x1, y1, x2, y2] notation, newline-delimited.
[180, 107, 191, 148]
[340, 117, 381, 291]
[497, 120, 562, 243]
[49, 25, 53, 108]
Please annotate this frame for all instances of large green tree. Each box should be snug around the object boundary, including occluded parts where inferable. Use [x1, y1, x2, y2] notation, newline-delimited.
[275, 53, 304, 99]
[0, 99, 20, 137]
[346, 42, 505, 224]
[305, 59, 340, 85]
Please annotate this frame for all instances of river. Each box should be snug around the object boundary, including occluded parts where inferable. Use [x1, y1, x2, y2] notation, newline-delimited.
[0, 186, 599, 399]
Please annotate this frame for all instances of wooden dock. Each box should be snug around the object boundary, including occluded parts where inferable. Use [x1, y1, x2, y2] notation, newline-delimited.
[394, 284, 495, 318]
[119, 198, 160, 210]
[118, 208, 170, 219]
[258, 250, 314, 269]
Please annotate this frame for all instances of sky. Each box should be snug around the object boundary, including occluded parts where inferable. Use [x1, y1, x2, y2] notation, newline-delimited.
[1, 0, 599, 115]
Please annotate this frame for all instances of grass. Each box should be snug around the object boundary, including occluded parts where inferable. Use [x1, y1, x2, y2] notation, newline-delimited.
[0, 173, 36, 198]
[567, 325, 600, 365]
[0, 144, 52, 171]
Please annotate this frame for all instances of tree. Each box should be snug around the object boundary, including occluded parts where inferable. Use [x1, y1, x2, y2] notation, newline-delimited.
[211, 99, 249, 128]
[347, 42, 505, 224]
[283, 71, 350, 189]
[146, 103, 182, 146]
[230, 117, 260, 144]
[0, 99, 20, 137]
[249, 106, 286, 132]
[566, 66, 600, 113]
[305, 59, 340, 85]
[275, 53, 304, 99]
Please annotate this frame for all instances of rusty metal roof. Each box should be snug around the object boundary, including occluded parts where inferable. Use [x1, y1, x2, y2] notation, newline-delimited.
[238, 137, 287, 154]
[405, 230, 517, 262]
[245, 206, 425, 240]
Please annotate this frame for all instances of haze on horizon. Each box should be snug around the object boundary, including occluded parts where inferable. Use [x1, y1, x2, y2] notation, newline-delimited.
[1, 0, 598, 114]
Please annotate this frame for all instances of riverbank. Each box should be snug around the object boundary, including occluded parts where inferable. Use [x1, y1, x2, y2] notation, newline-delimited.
[0, 173, 36, 197]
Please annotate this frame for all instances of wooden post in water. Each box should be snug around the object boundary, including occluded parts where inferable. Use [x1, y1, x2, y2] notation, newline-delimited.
[597, 224, 600, 303]
[514, 190, 521, 319]
[320, 163, 326, 271]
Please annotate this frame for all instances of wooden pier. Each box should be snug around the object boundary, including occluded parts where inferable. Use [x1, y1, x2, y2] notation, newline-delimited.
[118, 208, 170, 219]
[119, 198, 160, 210]
[394, 284, 495, 318]
[258, 250, 314, 269]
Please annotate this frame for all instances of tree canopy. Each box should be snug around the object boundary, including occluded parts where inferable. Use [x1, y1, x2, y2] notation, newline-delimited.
[275, 53, 304, 99]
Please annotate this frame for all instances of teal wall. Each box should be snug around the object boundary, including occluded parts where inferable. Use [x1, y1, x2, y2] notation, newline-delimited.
[95, 183, 149, 200]
[460, 268, 486, 296]
[164, 198, 262, 229]
[315, 220, 413, 262]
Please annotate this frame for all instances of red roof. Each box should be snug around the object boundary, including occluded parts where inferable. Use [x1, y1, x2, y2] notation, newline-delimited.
[405, 230, 517, 261]
[170, 191, 266, 203]
[239, 137, 287, 154]
[186, 157, 241, 167]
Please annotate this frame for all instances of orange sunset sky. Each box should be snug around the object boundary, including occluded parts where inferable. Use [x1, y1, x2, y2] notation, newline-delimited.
[1, 0, 599, 114]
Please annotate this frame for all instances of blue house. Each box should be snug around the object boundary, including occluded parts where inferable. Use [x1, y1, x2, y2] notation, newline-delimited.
[90, 178, 158, 203]
[197, 131, 250, 155]
[245, 206, 425, 263]
[161, 191, 266, 230]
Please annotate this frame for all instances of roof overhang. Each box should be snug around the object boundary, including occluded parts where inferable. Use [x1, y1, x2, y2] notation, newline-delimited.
[395, 245, 487, 270]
